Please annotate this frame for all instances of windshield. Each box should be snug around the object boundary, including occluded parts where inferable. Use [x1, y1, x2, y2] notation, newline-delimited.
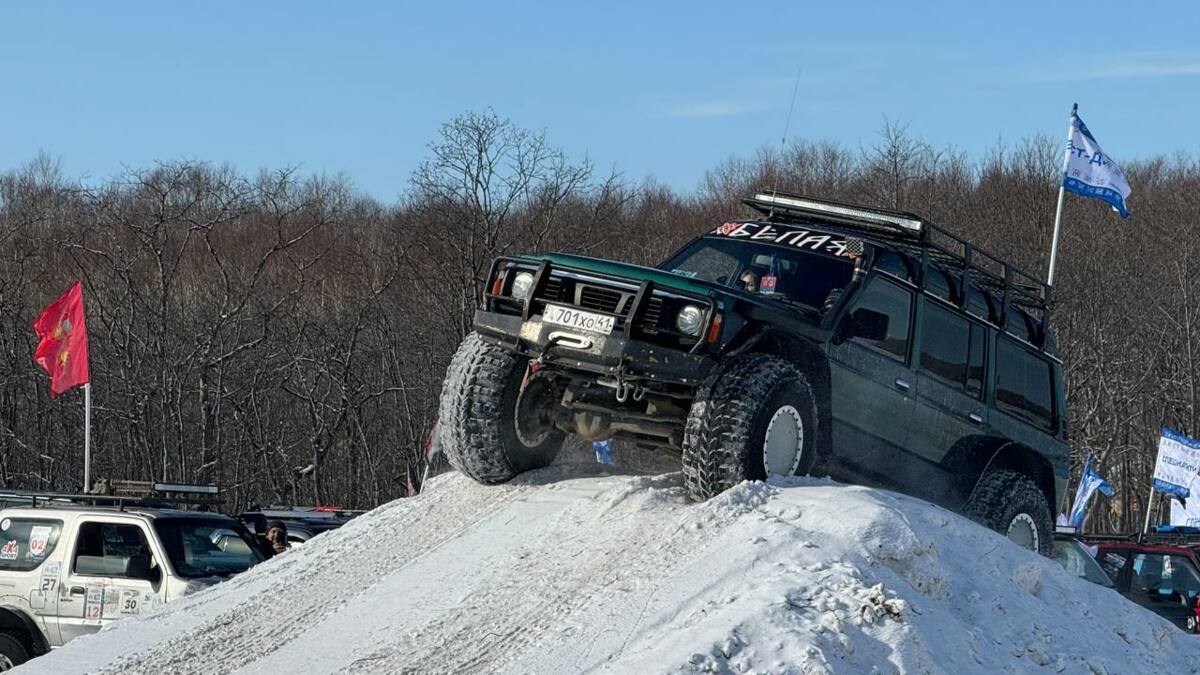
[662, 237, 855, 311]
[1053, 540, 1115, 588]
[153, 518, 264, 579]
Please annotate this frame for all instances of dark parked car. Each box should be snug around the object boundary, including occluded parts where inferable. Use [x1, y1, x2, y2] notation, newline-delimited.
[239, 506, 360, 547]
[439, 192, 1069, 554]
[1083, 536, 1200, 633]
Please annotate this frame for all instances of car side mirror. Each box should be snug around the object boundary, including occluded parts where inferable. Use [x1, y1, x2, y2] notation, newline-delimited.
[843, 308, 890, 342]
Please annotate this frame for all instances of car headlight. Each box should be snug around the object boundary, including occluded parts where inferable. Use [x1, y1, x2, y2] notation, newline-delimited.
[511, 272, 535, 301]
[675, 305, 704, 336]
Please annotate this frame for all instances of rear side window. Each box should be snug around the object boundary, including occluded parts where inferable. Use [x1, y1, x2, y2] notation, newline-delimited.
[995, 337, 1055, 430]
[0, 517, 63, 571]
[848, 277, 913, 361]
[919, 301, 969, 388]
[919, 301, 987, 400]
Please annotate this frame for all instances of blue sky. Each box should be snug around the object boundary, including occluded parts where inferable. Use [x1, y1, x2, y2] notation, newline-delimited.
[2, 1, 1197, 199]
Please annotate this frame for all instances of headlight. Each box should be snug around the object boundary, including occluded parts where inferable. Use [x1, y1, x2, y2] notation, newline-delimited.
[511, 272, 535, 301]
[675, 305, 704, 336]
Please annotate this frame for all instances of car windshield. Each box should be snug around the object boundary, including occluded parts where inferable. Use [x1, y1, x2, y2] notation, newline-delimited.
[152, 518, 264, 579]
[1053, 539, 1114, 588]
[661, 237, 855, 312]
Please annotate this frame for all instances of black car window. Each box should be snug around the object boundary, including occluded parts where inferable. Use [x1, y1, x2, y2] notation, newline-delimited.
[919, 301, 969, 390]
[153, 518, 264, 579]
[848, 276, 913, 361]
[994, 337, 1055, 431]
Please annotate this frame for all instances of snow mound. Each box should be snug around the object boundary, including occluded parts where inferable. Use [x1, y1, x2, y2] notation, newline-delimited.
[23, 467, 1200, 674]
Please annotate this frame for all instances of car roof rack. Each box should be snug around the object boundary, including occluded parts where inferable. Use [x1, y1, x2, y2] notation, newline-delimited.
[0, 480, 224, 512]
[1071, 532, 1200, 547]
[742, 191, 1053, 329]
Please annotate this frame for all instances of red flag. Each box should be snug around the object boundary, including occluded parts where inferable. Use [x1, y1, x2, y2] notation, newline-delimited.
[33, 281, 90, 397]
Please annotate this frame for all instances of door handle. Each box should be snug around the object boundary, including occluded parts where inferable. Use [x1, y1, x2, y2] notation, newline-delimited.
[893, 379, 911, 392]
[968, 413, 984, 425]
[69, 586, 85, 596]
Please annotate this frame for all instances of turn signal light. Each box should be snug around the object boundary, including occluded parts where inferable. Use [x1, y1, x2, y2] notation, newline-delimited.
[706, 313, 723, 344]
[489, 270, 507, 298]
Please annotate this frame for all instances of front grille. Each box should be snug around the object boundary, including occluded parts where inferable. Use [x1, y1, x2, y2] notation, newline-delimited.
[540, 276, 566, 303]
[641, 298, 664, 329]
[527, 274, 702, 349]
[577, 284, 625, 314]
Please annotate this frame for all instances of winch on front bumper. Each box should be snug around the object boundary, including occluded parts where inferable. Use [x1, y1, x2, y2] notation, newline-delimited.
[473, 309, 715, 386]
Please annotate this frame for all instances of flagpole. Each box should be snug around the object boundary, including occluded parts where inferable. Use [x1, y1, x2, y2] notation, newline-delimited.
[1143, 487, 1156, 535]
[83, 383, 91, 493]
[1046, 102, 1078, 287]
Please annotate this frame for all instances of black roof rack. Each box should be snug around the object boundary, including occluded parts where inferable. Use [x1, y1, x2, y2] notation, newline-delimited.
[1070, 532, 1200, 547]
[0, 480, 224, 511]
[742, 191, 1053, 325]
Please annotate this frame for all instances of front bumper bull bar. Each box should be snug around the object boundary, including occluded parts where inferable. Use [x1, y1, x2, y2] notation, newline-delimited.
[474, 310, 714, 386]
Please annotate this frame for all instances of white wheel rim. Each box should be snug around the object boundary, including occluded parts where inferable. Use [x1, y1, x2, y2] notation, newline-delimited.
[763, 405, 804, 476]
[0, 655, 13, 671]
[1006, 513, 1039, 551]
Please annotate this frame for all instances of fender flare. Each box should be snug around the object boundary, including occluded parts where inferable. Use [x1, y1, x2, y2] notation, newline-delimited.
[0, 605, 50, 656]
[961, 440, 1057, 512]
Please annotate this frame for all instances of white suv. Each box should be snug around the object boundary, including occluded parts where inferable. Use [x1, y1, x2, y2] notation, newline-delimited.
[0, 503, 263, 668]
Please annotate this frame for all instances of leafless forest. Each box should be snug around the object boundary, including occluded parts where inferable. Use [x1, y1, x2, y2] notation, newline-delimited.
[1, 110, 1197, 528]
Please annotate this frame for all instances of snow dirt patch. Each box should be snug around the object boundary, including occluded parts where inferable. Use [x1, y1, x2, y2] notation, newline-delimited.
[23, 467, 1200, 674]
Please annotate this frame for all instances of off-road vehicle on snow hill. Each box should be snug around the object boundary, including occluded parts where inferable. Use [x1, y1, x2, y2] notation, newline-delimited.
[439, 191, 1070, 555]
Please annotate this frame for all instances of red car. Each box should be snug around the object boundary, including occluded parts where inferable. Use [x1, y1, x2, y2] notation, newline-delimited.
[1083, 537, 1200, 633]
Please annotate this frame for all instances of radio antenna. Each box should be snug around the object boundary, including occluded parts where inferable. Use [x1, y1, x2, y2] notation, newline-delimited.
[769, 67, 802, 201]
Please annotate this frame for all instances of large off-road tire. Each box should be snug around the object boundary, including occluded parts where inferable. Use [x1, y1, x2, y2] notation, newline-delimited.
[438, 332, 564, 484]
[682, 354, 819, 501]
[0, 632, 29, 671]
[963, 469, 1054, 557]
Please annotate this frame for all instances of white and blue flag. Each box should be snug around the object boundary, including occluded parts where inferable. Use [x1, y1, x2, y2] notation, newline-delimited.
[1063, 113, 1132, 218]
[1068, 453, 1113, 529]
[1152, 428, 1200, 499]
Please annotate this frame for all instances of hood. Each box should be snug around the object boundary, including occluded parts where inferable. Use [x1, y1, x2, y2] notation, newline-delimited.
[529, 253, 719, 297]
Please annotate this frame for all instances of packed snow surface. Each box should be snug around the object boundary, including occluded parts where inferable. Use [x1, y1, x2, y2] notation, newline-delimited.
[23, 463, 1200, 674]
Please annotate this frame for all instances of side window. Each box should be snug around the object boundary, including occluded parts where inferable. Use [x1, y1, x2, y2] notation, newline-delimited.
[919, 301, 969, 389]
[994, 337, 1055, 430]
[847, 276, 913, 361]
[74, 522, 156, 580]
[1132, 554, 1200, 598]
[0, 518, 63, 571]
[1099, 550, 1129, 582]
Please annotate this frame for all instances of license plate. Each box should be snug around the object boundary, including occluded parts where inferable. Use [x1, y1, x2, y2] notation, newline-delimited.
[541, 304, 615, 335]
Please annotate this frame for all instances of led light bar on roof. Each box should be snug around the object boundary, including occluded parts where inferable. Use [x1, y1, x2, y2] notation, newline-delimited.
[153, 482, 220, 495]
[753, 192, 925, 233]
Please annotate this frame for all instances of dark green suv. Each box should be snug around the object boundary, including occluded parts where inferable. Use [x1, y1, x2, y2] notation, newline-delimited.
[438, 191, 1069, 554]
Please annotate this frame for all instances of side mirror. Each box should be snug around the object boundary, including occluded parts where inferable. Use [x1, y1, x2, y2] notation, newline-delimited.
[843, 308, 890, 342]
